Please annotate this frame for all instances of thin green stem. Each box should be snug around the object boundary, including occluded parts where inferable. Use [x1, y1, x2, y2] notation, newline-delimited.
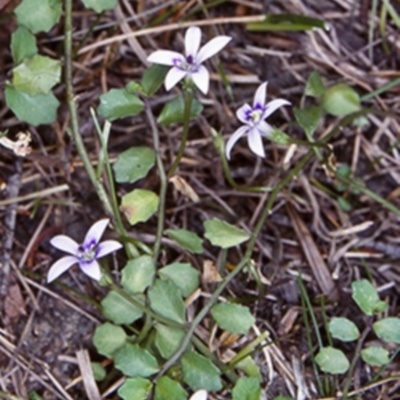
[90, 110, 139, 258]
[155, 108, 373, 379]
[167, 90, 193, 178]
[64, 0, 114, 220]
[145, 101, 167, 264]
[342, 319, 372, 398]
[156, 138, 315, 380]
[298, 275, 324, 395]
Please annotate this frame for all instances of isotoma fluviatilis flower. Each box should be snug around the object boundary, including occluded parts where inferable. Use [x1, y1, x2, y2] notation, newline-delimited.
[147, 26, 231, 94]
[226, 82, 291, 159]
[47, 218, 122, 283]
[189, 389, 207, 400]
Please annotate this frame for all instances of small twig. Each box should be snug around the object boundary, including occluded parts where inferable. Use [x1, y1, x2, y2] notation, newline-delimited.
[78, 14, 267, 55]
[0, 184, 69, 207]
[0, 158, 22, 302]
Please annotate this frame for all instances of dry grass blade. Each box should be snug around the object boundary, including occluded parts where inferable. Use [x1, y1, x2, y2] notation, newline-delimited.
[76, 349, 101, 400]
[287, 204, 339, 301]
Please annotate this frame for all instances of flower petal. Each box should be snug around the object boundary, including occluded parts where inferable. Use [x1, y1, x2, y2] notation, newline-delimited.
[225, 125, 249, 160]
[248, 128, 265, 158]
[236, 103, 252, 124]
[191, 65, 209, 94]
[50, 235, 79, 255]
[79, 259, 102, 281]
[257, 120, 274, 137]
[185, 26, 201, 57]
[84, 219, 109, 248]
[190, 389, 208, 400]
[253, 82, 268, 108]
[262, 98, 291, 119]
[165, 67, 187, 90]
[47, 255, 77, 283]
[147, 50, 183, 66]
[97, 240, 123, 258]
[196, 35, 231, 64]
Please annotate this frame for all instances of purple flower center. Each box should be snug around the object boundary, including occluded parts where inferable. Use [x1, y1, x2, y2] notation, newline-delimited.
[173, 54, 198, 73]
[78, 239, 98, 263]
[245, 104, 265, 125]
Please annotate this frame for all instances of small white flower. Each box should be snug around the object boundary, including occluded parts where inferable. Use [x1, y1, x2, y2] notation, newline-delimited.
[226, 82, 291, 159]
[47, 219, 122, 283]
[189, 389, 208, 400]
[147, 26, 231, 94]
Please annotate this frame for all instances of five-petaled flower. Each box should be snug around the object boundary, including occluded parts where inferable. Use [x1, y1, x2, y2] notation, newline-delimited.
[226, 82, 291, 159]
[147, 26, 231, 94]
[47, 219, 122, 283]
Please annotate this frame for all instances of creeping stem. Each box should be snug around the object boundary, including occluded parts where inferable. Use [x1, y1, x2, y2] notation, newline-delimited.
[64, 0, 113, 219]
[155, 108, 377, 379]
[145, 102, 168, 264]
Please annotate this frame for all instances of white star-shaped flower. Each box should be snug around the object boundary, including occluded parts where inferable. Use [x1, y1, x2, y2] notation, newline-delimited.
[147, 26, 231, 94]
[226, 82, 291, 159]
[47, 219, 122, 283]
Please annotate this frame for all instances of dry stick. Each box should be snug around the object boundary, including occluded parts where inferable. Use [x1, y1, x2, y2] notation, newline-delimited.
[0, 184, 69, 207]
[0, 158, 22, 302]
[155, 108, 377, 379]
[78, 15, 266, 55]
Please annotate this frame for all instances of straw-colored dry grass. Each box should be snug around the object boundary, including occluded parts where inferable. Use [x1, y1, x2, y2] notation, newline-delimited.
[0, 0, 399, 398]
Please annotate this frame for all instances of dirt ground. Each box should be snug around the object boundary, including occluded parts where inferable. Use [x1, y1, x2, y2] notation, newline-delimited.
[0, 0, 400, 399]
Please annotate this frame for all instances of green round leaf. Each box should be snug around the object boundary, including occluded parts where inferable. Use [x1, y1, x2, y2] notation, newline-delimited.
[328, 317, 360, 342]
[269, 129, 291, 145]
[315, 347, 349, 374]
[158, 262, 200, 298]
[114, 343, 159, 378]
[204, 218, 249, 249]
[121, 189, 159, 226]
[13, 55, 61, 96]
[373, 317, 400, 344]
[361, 346, 389, 366]
[232, 377, 262, 400]
[148, 280, 186, 324]
[157, 95, 203, 126]
[81, 0, 117, 12]
[182, 352, 222, 392]
[321, 83, 361, 116]
[141, 65, 169, 97]
[305, 71, 325, 97]
[15, 0, 62, 33]
[293, 105, 323, 139]
[97, 88, 144, 120]
[93, 322, 127, 357]
[11, 27, 37, 65]
[352, 279, 387, 316]
[155, 324, 186, 359]
[211, 303, 255, 334]
[101, 290, 143, 325]
[154, 377, 187, 400]
[164, 229, 203, 254]
[117, 377, 153, 400]
[235, 356, 262, 381]
[113, 146, 155, 183]
[5, 83, 59, 126]
[91, 362, 106, 381]
[121, 255, 155, 295]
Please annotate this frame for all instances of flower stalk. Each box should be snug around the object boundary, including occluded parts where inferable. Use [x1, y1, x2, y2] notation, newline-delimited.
[167, 89, 194, 177]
